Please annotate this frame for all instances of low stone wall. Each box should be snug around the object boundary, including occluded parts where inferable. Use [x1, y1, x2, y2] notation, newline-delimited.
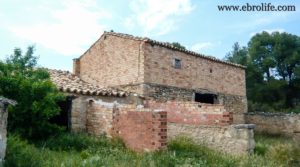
[168, 123, 255, 155]
[112, 109, 168, 151]
[0, 97, 16, 164]
[145, 101, 233, 126]
[245, 112, 300, 136]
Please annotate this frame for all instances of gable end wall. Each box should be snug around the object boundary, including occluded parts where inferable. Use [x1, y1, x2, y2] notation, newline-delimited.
[76, 35, 145, 91]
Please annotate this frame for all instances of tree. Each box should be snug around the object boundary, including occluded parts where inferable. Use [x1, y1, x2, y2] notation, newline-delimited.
[226, 31, 300, 112]
[0, 46, 65, 139]
[248, 32, 300, 108]
[224, 42, 248, 66]
[248, 31, 277, 81]
[169, 42, 186, 50]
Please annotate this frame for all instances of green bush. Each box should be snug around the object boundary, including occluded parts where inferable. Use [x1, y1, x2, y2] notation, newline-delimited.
[0, 46, 65, 139]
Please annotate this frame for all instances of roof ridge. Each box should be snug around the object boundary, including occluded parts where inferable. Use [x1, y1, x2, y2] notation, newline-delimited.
[103, 31, 246, 69]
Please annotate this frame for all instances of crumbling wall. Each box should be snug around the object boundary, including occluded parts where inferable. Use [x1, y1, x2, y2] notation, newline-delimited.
[146, 100, 254, 155]
[112, 108, 167, 151]
[245, 112, 300, 136]
[117, 83, 247, 123]
[71, 98, 254, 154]
[70, 95, 142, 133]
[0, 102, 7, 164]
[86, 101, 114, 137]
[0, 97, 16, 164]
[144, 101, 233, 126]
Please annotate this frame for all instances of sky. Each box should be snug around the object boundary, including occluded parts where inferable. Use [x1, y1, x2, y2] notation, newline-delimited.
[0, 0, 299, 71]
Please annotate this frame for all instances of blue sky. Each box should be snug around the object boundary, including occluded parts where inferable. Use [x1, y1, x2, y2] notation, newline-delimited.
[0, 0, 299, 71]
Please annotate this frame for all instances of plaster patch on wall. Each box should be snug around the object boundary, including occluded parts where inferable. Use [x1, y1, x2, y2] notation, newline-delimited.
[86, 98, 122, 109]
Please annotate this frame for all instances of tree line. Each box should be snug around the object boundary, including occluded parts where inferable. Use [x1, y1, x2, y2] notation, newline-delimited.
[225, 31, 300, 113]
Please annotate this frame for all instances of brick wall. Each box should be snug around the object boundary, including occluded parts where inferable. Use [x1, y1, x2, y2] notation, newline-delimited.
[78, 34, 145, 88]
[75, 33, 246, 99]
[74, 34, 247, 120]
[112, 108, 167, 151]
[143, 43, 246, 97]
[116, 83, 247, 123]
[144, 101, 233, 126]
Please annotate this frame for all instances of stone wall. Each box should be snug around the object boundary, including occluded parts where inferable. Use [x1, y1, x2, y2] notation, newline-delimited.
[0, 97, 16, 164]
[168, 123, 255, 155]
[112, 108, 167, 151]
[245, 112, 300, 136]
[77, 34, 145, 87]
[144, 100, 233, 126]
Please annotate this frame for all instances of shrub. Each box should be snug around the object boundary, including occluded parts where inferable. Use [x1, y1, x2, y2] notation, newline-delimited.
[0, 46, 65, 139]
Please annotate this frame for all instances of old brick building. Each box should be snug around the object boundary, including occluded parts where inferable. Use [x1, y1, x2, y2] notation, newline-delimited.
[73, 31, 247, 123]
[49, 32, 254, 154]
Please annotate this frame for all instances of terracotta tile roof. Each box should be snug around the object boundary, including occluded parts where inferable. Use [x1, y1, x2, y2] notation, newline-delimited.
[100, 31, 246, 69]
[49, 69, 129, 97]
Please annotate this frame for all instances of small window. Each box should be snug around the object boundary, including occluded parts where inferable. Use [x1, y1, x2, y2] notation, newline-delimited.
[194, 93, 215, 104]
[173, 58, 181, 69]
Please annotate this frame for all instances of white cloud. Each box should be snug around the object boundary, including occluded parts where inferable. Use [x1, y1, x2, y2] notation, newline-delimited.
[10, 1, 111, 55]
[227, 12, 293, 34]
[125, 0, 194, 36]
[191, 42, 213, 53]
[249, 28, 285, 37]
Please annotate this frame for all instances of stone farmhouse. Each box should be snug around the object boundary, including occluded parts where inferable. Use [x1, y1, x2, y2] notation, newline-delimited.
[73, 31, 247, 123]
[50, 32, 254, 154]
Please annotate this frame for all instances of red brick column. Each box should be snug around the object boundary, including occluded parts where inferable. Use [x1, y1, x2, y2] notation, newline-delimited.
[112, 108, 167, 151]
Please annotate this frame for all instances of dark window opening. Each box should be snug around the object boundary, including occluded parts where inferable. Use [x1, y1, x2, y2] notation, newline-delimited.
[209, 68, 213, 73]
[173, 58, 181, 69]
[194, 93, 215, 104]
[50, 96, 73, 131]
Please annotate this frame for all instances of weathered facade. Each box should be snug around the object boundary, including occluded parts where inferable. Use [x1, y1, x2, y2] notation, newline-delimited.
[0, 97, 16, 164]
[49, 32, 252, 154]
[73, 32, 247, 123]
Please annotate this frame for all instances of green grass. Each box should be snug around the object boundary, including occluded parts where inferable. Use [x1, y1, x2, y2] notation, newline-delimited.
[4, 133, 300, 167]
